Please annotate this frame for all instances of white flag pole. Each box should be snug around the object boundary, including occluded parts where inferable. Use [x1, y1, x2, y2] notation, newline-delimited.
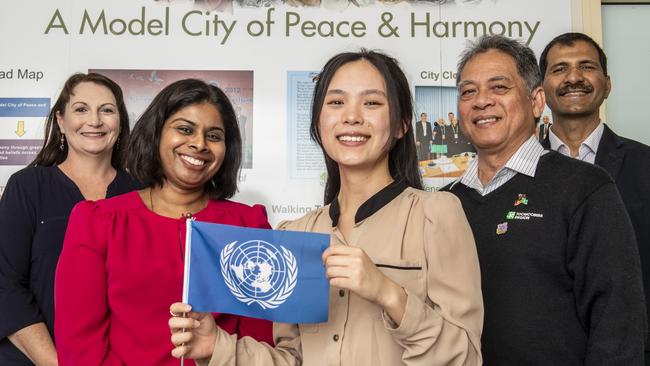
[182, 218, 193, 303]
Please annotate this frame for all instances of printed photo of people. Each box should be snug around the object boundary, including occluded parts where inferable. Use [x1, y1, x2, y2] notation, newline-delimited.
[536, 114, 552, 143]
[414, 86, 475, 186]
[153, 0, 233, 12]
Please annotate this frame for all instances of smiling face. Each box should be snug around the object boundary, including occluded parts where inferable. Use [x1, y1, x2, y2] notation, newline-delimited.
[457, 49, 544, 157]
[318, 60, 395, 172]
[159, 102, 226, 192]
[542, 40, 611, 121]
[56, 82, 120, 161]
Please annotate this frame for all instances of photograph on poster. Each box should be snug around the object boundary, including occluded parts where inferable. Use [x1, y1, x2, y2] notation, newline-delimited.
[89, 69, 254, 169]
[536, 113, 553, 144]
[230, 0, 499, 9]
[153, 0, 233, 12]
[414, 85, 474, 190]
[194, 0, 234, 12]
[286, 71, 325, 181]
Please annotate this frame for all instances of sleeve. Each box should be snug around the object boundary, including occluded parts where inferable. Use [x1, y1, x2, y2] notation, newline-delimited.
[246, 204, 272, 230]
[205, 322, 302, 366]
[0, 172, 44, 339]
[568, 182, 646, 365]
[382, 192, 483, 365]
[54, 201, 125, 366]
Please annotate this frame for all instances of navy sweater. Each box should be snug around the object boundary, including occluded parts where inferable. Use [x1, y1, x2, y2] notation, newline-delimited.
[446, 152, 646, 365]
[0, 166, 139, 365]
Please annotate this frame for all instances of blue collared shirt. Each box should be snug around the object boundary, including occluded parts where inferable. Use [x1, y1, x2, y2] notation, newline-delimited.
[548, 122, 604, 164]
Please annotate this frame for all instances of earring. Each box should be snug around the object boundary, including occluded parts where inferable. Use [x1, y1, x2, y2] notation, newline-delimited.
[59, 134, 66, 151]
[115, 137, 120, 150]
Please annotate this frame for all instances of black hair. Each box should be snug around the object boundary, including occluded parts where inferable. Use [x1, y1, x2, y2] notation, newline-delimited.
[539, 32, 608, 78]
[457, 35, 542, 93]
[310, 49, 422, 205]
[126, 78, 241, 200]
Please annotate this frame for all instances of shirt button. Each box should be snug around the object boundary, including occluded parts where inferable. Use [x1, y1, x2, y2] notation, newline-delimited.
[333, 334, 339, 342]
[339, 289, 345, 297]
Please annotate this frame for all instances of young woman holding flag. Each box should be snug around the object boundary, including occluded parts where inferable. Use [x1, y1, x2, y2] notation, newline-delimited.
[169, 50, 483, 365]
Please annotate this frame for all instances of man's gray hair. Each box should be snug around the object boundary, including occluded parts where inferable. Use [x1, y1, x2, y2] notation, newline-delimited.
[456, 35, 542, 93]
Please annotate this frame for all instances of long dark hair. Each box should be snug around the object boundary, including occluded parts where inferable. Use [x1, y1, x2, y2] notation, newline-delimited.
[126, 79, 241, 200]
[30, 73, 130, 169]
[310, 49, 422, 205]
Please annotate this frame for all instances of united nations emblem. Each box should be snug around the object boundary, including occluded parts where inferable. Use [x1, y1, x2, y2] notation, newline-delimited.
[220, 240, 298, 309]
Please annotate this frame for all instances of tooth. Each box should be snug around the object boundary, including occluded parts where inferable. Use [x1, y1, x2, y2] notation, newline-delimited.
[476, 117, 496, 124]
[339, 135, 368, 142]
[182, 155, 205, 166]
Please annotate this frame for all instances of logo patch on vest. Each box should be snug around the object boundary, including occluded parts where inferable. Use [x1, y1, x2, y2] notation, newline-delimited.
[506, 211, 544, 220]
[506, 194, 544, 221]
[496, 222, 508, 235]
[514, 193, 528, 206]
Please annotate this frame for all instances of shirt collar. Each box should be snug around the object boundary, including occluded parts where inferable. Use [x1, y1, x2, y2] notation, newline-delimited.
[503, 135, 545, 177]
[452, 135, 544, 190]
[328, 180, 408, 227]
[548, 125, 564, 152]
[548, 121, 604, 156]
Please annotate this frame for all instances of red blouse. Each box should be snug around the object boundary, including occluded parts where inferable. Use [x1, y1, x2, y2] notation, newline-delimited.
[55, 191, 273, 366]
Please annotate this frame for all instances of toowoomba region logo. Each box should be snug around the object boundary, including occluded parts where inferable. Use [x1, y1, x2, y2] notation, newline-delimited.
[220, 240, 298, 309]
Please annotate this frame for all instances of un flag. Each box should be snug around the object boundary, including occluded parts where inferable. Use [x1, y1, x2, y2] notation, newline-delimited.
[183, 220, 330, 323]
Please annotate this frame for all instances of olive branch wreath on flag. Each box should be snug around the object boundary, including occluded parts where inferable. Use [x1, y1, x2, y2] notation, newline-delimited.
[219, 240, 298, 310]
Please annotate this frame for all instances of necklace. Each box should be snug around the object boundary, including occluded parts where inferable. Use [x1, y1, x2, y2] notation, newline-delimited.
[149, 187, 155, 212]
[149, 188, 206, 219]
[451, 124, 459, 140]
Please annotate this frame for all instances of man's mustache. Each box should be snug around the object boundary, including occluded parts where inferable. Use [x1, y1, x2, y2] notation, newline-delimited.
[558, 82, 594, 96]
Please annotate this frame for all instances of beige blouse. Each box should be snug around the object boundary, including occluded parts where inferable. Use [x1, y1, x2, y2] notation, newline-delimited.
[204, 187, 483, 366]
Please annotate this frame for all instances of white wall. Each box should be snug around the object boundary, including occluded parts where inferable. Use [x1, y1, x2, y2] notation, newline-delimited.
[602, 4, 650, 145]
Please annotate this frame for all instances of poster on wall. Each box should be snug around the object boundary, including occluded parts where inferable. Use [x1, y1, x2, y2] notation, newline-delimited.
[0, 0, 575, 224]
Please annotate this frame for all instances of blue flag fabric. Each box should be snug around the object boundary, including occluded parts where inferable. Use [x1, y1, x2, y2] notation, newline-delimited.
[183, 220, 330, 323]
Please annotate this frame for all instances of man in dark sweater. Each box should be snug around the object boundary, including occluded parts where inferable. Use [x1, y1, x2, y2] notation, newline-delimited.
[445, 35, 646, 365]
[540, 33, 650, 364]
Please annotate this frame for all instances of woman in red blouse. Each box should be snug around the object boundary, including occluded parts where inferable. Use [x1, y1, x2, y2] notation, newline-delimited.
[54, 79, 273, 366]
